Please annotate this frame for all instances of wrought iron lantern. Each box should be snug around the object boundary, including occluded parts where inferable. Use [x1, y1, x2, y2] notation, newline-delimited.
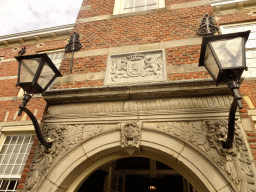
[15, 53, 62, 148]
[15, 53, 62, 94]
[199, 31, 250, 85]
[199, 31, 250, 149]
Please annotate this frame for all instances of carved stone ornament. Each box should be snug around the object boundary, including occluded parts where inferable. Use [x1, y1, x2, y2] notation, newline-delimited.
[104, 50, 166, 85]
[121, 122, 142, 155]
[156, 120, 256, 192]
[25, 123, 104, 191]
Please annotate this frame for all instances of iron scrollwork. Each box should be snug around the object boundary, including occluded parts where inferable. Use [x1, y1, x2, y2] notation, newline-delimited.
[197, 14, 220, 36]
[18, 47, 26, 56]
[65, 32, 82, 72]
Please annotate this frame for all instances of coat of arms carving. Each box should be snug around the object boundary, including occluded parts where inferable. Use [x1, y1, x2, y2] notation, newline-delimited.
[105, 50, 166, 85]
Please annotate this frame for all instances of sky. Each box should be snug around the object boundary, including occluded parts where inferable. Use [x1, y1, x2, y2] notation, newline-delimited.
[0, 0, 83, 36]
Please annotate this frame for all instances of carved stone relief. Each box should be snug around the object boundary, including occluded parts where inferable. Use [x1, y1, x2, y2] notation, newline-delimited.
[121, 122, 142, 155]
[47, 95, 233, 116]
[24, 123, 104, 191]
[24, 119, 255, 192]
[104, 50, 166, 85]
[156, 120, 256, 192]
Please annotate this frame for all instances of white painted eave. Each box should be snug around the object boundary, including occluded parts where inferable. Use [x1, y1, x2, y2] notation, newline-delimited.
[211, 0, 256, 10]
[0, 24, 74, 46]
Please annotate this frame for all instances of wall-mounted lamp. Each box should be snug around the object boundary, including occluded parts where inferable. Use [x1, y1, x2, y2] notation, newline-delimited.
[199, 31, 250, 148]
[15, 53, 62, 148]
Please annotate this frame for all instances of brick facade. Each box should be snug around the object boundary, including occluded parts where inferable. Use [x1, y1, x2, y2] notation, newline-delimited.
[0, 0, 256, 191]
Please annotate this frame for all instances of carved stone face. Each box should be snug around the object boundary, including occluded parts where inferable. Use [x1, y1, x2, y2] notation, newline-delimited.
[215, 124, 227, 140]
[124, 124, 136, 139]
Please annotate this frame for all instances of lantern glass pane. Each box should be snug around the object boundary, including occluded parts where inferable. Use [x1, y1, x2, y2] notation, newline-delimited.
[19, 58, 41, 83]
[37, 62, 55, 89]
[211, 37, 243, 68]
[204, 44, 219, 81]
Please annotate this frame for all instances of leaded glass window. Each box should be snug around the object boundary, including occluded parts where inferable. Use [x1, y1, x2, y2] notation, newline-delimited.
[0, 135, 35, 192]
[221, 23, 256, 77]
[123, 0, 158, 13]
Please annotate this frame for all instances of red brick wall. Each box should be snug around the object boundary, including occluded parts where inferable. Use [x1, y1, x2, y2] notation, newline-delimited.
[239, 80, 256, 164]
[75, 6, 212, 51]
[78, 0, 115, 18]
[78, 0, 203, 18]
[60, 55, 108, 75]
[217, 11, 256, 25]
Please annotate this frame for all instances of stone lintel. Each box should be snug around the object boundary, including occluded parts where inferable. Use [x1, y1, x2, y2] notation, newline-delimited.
[43, 79, 232, 105]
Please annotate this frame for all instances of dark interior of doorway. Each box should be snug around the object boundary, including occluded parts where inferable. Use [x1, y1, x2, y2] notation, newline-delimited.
[125, 175, 183, 192]
[78, 170, 108, 192]
[78, 172, 184, 192]
[78, 157, 187, 192]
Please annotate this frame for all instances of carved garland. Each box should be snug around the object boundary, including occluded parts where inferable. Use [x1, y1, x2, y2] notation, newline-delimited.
[25, 120, 255, 192]
[25, 123, 104, 191]
[157, 120, 255, 192]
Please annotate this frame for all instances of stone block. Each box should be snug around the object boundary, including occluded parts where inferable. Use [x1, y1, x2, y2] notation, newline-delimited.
[38, 179, 55, 192]
[109, 45, 139, 54]
[47, 146, 87, 184]
[82, 131, 120, 160]
[217, 185, 233, 192]
[241, 117, 254, 131]
[178, 146, 227, 191]
[139, 43, 160, 51]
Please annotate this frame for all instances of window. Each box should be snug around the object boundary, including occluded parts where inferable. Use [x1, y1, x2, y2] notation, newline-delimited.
[17, 50, 64, 97]
[210, 0, 246, 6]
[0, 134, 35, 192]
[221, 23, 256, 77]
[38, 50, 64, 90]
[42, 50, 64, 71]
[113, 0, 165, 15]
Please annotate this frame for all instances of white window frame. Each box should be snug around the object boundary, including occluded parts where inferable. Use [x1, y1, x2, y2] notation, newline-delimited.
[221, 22, 256, 78]
[0, 57, 3, 63]
[0, 122, 35, 192]
[113, 0, 165, 15]
[17, 49, 64, 97]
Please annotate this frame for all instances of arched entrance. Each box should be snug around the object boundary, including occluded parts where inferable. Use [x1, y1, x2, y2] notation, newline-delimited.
[78, 157, 195, 192]
[35, 129, 235, 192]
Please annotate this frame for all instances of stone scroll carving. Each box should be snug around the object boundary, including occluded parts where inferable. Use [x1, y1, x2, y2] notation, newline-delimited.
[25, 123, 104, 191]
[121, 122, 142, 155]
[156, 120, 256, 192]
[104, 50, 166, 85]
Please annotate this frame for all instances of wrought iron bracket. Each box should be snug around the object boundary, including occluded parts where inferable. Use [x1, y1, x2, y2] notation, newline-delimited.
[222, 80, 243, 149]
[18, 47, 26, 56]
[65, 32, 82, 72]
[18, 94, 52, 149]
[197, 14, 220, 36]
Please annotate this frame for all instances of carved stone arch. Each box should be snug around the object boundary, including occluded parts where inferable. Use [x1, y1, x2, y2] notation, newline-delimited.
[32, 128, 237, 192]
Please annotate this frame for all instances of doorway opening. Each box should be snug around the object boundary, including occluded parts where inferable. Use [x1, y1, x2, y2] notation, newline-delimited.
[78, 157, 197, 192]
